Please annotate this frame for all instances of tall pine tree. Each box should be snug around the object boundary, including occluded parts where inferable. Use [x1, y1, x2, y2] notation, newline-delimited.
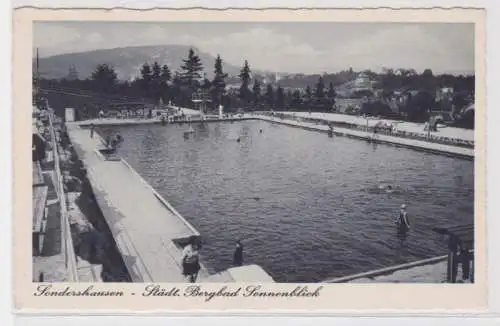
[327, 81, 337, 110]
[212, 54, 227, 107]
[252, 79, 261, 106]
[265, 84, 274, 108]
[140, 62, 152, 97]
[90, 64, 117, 93]
[160, 64, 172, 103]
[291, 90, 302, 107]
[170, 71, 183, 105]
[305, 85, 312, 105]
[161, 64, 171, 82]
[180, 48, 204, 89]
[327, 82, 336, 98]
[238, 60, 252, 103]
[315, 76, 325, 99]
[151, 61, 162, 102]
[276, 85, 285, 108]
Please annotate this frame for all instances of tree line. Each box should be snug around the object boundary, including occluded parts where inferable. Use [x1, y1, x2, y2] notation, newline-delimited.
[38, 47, 475, 127]
[39, 47, 338, 112]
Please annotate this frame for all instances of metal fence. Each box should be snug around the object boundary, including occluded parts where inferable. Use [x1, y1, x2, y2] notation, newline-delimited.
[48, 111, 79, 282]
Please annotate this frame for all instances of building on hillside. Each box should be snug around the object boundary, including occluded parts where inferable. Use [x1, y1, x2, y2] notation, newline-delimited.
[435, 87, 454, 102]
[349, 72, 376, 94]
[354, 72, 371, 87]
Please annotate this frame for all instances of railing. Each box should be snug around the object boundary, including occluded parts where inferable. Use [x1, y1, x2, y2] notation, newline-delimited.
[48, 112, 79, 282]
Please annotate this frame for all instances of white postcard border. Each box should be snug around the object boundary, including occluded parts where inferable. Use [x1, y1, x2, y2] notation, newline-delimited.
[10, 5, 489, 315]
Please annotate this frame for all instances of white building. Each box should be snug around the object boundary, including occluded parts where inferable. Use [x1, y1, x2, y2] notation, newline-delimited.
[436, 87, 454, 102]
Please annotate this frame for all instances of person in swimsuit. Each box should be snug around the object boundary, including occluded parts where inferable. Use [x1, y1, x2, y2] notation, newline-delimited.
[181, 236, 201, 283]
[396, 204, 411, 231]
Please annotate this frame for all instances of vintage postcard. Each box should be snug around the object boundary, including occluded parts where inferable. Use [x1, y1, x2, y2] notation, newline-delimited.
[13, 7, 486, 313]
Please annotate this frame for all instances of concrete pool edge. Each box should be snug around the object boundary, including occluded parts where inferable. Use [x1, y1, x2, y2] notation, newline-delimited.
[70, 115, 474, 160]
[323, 255, 449, 283]
[119, 158, 201, 241]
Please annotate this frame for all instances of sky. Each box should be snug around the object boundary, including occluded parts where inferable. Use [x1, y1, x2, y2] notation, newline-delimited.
[33, 21, 475, 75]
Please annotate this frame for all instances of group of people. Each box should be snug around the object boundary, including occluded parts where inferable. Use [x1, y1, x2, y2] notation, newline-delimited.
[181, 236, 244, 283]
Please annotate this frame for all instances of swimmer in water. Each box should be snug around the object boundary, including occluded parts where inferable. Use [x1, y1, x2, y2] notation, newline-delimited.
[377, 183, 390, 189]
[376, 183, 396, 193]
[237, 137, 241, 143]
[395, 204, 411, 231]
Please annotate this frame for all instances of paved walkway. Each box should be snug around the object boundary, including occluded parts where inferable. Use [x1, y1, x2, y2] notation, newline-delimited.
[282, 112, 475, 142]
[67, 126, 209, 282]
[257, 115, 473, 159]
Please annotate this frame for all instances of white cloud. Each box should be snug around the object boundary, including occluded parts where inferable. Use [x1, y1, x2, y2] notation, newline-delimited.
[193, 27, 324, 72]
[331, 25, 473, 73]
[33, 25, 83, 55]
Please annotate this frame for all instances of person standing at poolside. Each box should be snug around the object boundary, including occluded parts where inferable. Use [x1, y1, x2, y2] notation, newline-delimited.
[90, 123, 95, 138]
[181, 236, 201, 283]
[459, 243, 472, 282]
[233, 240, 244, 267]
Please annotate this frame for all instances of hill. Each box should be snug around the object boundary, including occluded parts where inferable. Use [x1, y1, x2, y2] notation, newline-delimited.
[36, 45, 252, 81]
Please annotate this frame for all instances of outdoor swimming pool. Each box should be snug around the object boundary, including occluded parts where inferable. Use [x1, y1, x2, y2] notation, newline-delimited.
[103, 120, 474, 282]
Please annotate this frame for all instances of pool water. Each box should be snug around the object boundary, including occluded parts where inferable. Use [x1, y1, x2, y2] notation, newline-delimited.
[103, 120, 474, 282]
